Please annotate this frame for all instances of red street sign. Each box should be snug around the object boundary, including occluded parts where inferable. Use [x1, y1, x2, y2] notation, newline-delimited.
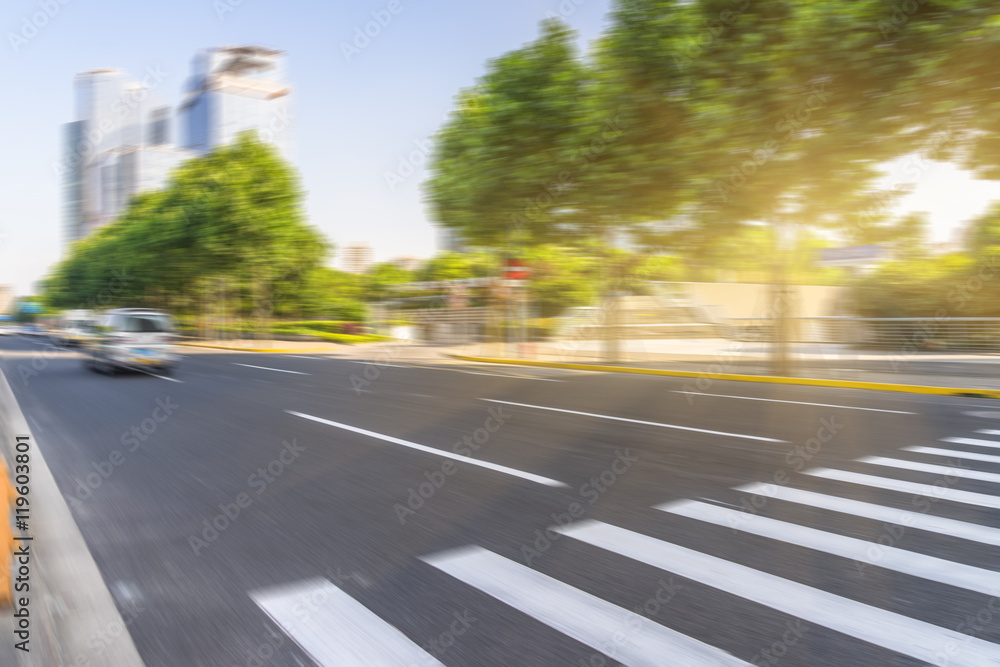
[503, 258, 530, 281]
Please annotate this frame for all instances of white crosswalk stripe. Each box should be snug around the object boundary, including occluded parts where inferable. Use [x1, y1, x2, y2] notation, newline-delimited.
[254, 432, 1000, 666]
[805, 467, 1000, 510]
[734, 481, 1000, 546]
[943, 436, 1000, 450]
[858, 455, 1000, 485]
[556, 520, 1000, 666]
[657, 499, 1000, 595]
[906, 445, 1000, 465]
[421, 546, 749, 667]
[251, 578, 444, 667]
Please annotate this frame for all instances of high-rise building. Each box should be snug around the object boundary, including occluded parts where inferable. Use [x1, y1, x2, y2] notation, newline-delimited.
[63, 46, 294, 245]
[342, 244, 373, 274]
[178, 46, 293, 162]
[63, 69, 190, 243]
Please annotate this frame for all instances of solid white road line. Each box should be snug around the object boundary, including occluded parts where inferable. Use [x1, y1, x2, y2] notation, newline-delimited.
[285, 410, 567, 487]
[421, 546, 749, 667]
[735, 482, 1000, 547]
[557, 520, 1000, 667]
[250, 578, 444, 667]
[943, 437, 1000, 451]
[805, 468, 1000, 510]
[906, 446, 1000, 466]
[673, 391, 915, 414]
[233, 363, 309, 375]
[657, 499, 1000, 595]
[481, 399, 784, 443]
[858, 456, 1000, 485]
[287, 355, 323, 360]
[445, 369, 564, 382]
[977, 430, 1000, 437]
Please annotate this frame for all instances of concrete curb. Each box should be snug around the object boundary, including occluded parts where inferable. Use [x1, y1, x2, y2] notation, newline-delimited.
[0, 367, 145, 666]
[450, 354, 1000, 399]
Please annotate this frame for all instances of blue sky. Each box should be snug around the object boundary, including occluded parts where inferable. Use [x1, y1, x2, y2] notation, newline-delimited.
[0, 0, 614, 295]
[2, 0, 999, 297]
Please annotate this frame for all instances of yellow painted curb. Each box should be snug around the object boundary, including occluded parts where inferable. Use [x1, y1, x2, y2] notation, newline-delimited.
[178, 342, 338, 353]
[450, 354, 1000, 399]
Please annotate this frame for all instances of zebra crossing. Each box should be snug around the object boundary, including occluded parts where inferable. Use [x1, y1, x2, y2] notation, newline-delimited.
[251, 430, 1000, 666]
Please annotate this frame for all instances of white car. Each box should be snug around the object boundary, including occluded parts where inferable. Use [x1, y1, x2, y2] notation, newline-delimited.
[84, 308, 178, 375]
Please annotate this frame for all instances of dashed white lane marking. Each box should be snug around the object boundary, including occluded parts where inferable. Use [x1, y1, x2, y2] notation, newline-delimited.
[658, 499, 1000, 595]
[251, 578, 444, 667]
[287, 355, 323, 360]
[977, 430, 1000, 436]
[233, 363, 309, 375]
[735, 482, 1000, 547]
[135, 368, 183, 383]
[557, 520, 1000, 667]
[422, 546, 749, 667]
[805, 468, 1000, 510]
[345, 360, 410, 368]
[285, 410, 567, 487]
[481, 399, 785, 443]
[673, 391, 915, 414]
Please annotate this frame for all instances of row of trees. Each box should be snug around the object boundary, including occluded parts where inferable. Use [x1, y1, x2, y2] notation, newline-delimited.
[427, 0, 1000, 273]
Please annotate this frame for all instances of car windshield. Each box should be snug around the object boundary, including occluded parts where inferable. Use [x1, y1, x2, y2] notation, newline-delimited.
[121, 316, 170, 333]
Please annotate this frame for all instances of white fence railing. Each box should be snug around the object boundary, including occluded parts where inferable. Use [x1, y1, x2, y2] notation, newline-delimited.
[728, 317, 1000, 350]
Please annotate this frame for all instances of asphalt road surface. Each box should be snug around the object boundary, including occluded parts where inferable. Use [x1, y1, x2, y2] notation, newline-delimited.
[3, 335, 1000, 666]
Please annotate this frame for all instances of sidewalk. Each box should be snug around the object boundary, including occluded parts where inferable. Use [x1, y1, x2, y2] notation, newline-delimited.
[448, 340, 1000, 396]
[0, 367, 144, 666]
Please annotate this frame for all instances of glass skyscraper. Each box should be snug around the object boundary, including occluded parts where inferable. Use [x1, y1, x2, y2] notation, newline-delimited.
[178, 46, 293, 163]
[62, 45, 293, 245]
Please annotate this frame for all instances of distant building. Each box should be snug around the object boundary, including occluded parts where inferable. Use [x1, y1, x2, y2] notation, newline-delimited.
[178, 46, 293, 162]
[62, 69, 191, 243]
[342, 244, 373, 274]
[0, 286, 13, 316]
[62, 45, 294, 246]
[390, 256, 421, 272]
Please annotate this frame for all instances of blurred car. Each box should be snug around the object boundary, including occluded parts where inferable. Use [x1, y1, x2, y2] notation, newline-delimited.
[52, 310, 98, 347]
[21, 324, 45, 337]
[83, 308, 178, 375]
